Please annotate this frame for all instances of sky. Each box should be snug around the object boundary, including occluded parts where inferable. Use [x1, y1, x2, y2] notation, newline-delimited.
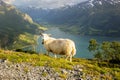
[3, 0, 88, 9]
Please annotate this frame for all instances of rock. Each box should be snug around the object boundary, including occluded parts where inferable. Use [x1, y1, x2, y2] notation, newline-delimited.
[61, 69, 68, 74]
[0, 59, 6, 63]
[0, 62, 113, 80]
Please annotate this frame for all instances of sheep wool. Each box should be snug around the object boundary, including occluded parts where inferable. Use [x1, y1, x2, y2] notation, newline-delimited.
[41, 33, 76, 62]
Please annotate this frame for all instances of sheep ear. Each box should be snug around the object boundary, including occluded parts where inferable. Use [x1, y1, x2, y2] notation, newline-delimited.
[40, 33, 43, 36]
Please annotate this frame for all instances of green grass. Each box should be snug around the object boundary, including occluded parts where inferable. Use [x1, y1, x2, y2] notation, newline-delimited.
[0, 49, 120, 79]
[0, 4, 46, 49]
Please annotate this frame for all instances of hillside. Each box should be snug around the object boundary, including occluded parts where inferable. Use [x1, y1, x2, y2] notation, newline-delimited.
[0, 0, 44, 49]
[0, 49, 120, 80]
[20, 0, 120, 37]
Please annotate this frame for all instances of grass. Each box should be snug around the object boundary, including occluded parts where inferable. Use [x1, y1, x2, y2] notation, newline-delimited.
[0, 49, 120, 79]
[59, 73, 67, 79]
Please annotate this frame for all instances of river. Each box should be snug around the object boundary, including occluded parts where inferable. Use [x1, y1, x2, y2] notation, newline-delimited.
[36, 27, 120, 59]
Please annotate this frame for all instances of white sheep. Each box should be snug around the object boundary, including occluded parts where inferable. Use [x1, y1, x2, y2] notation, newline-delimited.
[40, 33, 76, 62]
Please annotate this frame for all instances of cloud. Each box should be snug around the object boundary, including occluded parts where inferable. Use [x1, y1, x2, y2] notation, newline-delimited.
[13, 0, 87, 9]
[2, 0, 15, 4]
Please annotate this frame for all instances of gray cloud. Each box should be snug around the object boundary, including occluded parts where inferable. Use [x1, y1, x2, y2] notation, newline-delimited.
[12, 0, 87, 9]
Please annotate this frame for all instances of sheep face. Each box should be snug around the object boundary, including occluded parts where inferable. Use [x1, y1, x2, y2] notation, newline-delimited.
[40, 33, 51, 44]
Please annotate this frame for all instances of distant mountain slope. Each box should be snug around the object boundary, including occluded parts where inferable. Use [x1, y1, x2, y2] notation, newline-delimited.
[0, 0, 43, 49]
[19, 0, 120, 37]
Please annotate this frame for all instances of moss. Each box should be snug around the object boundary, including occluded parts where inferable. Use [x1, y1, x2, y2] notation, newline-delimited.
[42, 72, 48, 77]
[59, 73, 67, 79]
[24, 66, 29, 73]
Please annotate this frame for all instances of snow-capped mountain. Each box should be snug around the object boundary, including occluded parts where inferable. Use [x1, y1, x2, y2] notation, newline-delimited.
[87, 0, 120, 7]
[19, 0, 120, 37]
[74, 0, 120, 9]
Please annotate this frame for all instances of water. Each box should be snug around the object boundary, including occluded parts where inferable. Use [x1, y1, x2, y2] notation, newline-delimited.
[36, 27, 120, 59]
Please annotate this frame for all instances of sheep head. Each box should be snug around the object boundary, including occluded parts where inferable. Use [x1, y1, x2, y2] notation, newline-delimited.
[40, 33, 51, 44]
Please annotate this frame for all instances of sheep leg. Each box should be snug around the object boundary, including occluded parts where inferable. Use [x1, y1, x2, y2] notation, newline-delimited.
[65, 55, 69, 61]
[66, 55, 72, 62]
[47, 51, 49, 55]
[54, 54, 57, 58]
[45, 51, 49, 56]
[70, 55, 72, 62]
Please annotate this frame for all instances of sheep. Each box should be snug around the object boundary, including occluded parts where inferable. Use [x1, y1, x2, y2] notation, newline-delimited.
[40, 33, 76, 62]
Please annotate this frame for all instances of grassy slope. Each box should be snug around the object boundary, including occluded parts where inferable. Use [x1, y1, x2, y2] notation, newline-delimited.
[0, 2, 46, 49]
[0, 49, 120, 79]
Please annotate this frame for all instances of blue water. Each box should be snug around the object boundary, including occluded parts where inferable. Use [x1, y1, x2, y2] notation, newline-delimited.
[36, 27, 120, 59]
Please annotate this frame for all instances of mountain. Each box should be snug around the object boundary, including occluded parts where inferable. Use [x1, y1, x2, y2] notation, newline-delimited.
[19, 0, 120, 37]
[0, 0, 44, 49]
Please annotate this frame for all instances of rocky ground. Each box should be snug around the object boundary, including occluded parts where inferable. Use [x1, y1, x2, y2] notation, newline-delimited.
[0, 58, 116, 80]
[0, 59, 94, 80]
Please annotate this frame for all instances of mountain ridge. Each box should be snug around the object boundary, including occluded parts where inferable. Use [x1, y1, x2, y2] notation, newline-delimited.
[19, 0, 120, 37]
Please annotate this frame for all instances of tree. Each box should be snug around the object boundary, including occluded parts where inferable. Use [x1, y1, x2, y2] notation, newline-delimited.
[111, 41, 120, 60]
[88, 39, 98, 52]
[88, 39, 120, 61]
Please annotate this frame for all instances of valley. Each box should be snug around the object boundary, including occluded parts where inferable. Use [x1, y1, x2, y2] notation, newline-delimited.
[19, 0, 120, 37]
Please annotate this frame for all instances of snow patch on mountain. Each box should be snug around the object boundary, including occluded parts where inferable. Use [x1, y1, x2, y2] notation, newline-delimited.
[89, 0, 94, 7]
[98, 1, 102, 5]
[86, 0, 120, 7]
